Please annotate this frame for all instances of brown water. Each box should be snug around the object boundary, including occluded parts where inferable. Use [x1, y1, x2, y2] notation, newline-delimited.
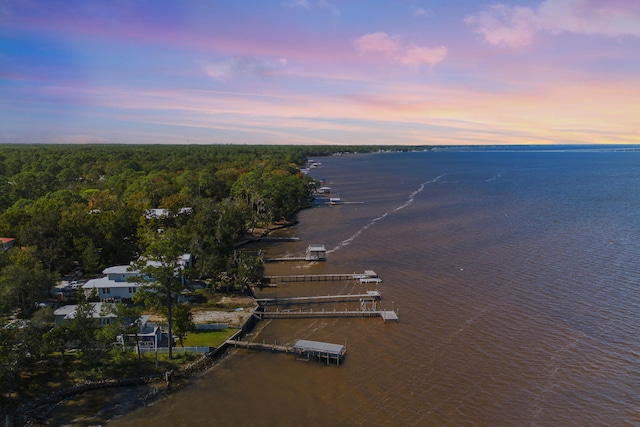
[101, 148, 640, 426]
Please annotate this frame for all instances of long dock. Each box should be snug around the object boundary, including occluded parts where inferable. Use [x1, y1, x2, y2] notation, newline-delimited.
[255, 307, 399, 322]
[225, 339, 346, 365]
[264, 256, 307, 263]
[259, 237, 300, 242]
[264, 270, 380, 283]
[255, 291, 381, 305]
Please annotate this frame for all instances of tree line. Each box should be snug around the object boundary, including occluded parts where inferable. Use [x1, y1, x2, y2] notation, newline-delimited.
[1, 143, 415, 417]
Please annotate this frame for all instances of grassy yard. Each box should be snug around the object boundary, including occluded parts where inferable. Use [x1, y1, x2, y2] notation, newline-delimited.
[181, 329, 238, 348]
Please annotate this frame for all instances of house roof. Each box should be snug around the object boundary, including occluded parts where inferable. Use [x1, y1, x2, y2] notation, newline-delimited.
[0, 237, 15, 244]
[54, 302, 117, 320]
[83, 277, 143, 289]
[103, 265, 139, 275]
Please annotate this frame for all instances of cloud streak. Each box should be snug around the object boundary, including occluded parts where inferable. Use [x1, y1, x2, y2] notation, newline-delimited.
[200, 57, 288, 83]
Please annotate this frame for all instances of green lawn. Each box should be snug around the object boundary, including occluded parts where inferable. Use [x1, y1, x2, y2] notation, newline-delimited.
[182, 329, 238, 348]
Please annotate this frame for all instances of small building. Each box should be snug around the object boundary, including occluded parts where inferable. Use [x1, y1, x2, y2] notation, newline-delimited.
[1, 237, 15, 252]
[305, 244, 327, 261]
[358, 270, 382, 283]
[293, 339, 346, 364]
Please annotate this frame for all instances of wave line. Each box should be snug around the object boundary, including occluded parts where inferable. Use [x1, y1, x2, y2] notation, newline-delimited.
[327, 175, 444, 254]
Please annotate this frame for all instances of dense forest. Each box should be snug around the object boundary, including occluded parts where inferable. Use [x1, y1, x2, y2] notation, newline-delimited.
[0, 143, 422, 418]
[0, 144, 402, 280]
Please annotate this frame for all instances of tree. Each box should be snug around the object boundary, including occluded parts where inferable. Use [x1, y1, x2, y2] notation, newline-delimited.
[43, 323, 72, 362]
[0, 248, 57, 317]
[68, 298, 101, 361]
[172, 303, 194, 347]
[0, 314, 53, 419]
[234, 250, 265, 292]
[189, 198, 247, 279]
[0, 326, 25, 419]
[98, 303, 143, 370]
[133, 232, 185, 359]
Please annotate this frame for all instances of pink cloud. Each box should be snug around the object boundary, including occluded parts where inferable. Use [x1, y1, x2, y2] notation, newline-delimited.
[539, 0, 640, 36]
[354, 32, 447, 67]
[466, 0, 640, 48]
[400, 45, 448, 66]
[354, 32, 399, 55]
[464, 4, 540, 48]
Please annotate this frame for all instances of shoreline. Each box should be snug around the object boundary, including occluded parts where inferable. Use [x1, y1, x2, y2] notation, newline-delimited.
[21, 302, 262, 426]
[24, 221, 298, 426]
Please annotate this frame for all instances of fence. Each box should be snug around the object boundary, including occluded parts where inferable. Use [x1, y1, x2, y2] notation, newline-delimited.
[195, 323, 229, 331]
[126, 346, 212, 354]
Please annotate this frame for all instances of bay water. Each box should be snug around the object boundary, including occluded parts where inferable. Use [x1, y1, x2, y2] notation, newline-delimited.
[112, 147, 640, 426]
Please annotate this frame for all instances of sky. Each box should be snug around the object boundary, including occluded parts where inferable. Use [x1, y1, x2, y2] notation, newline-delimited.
[1, 0, 640, 146]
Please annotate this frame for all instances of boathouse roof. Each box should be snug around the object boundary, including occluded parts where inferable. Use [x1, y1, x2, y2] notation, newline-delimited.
[293, 339, 345, 356]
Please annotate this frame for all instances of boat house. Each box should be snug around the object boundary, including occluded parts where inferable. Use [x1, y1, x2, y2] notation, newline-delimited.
[305, 244, 327, 261]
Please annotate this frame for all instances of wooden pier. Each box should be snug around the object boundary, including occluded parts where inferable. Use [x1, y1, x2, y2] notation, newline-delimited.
[225, 339, 346, 365]
[259, 237, 300, 242]
[264, 270, 380, 284]
[255, 307, 399, 322]
[255, 291, 381, 305]
[264, 257, 307, 263]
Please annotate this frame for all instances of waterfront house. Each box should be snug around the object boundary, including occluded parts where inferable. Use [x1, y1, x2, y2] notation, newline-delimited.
[82, 265, 145, 302]
[82, 254, 193, 301]
[305, 244, 327, 261]
[54, 302, 162, 348]
[54, 302, 117, 327]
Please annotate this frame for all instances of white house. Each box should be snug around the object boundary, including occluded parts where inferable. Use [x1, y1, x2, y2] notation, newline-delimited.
[82, 265, 145, 302]
[83, 254, 193, 301]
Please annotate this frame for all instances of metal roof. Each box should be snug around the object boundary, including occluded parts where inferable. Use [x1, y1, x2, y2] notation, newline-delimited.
[307, 244, 326, 251]
[293, 339, 345, 355]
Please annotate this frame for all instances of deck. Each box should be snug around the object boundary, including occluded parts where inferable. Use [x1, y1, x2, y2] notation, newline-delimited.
[255, 307, 399, 322]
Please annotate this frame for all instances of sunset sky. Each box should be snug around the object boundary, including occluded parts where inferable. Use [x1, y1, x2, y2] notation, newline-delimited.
[2, 0, 640, 145]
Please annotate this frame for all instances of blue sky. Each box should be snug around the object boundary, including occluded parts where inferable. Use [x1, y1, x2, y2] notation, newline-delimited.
[2, 0, 640, 145]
